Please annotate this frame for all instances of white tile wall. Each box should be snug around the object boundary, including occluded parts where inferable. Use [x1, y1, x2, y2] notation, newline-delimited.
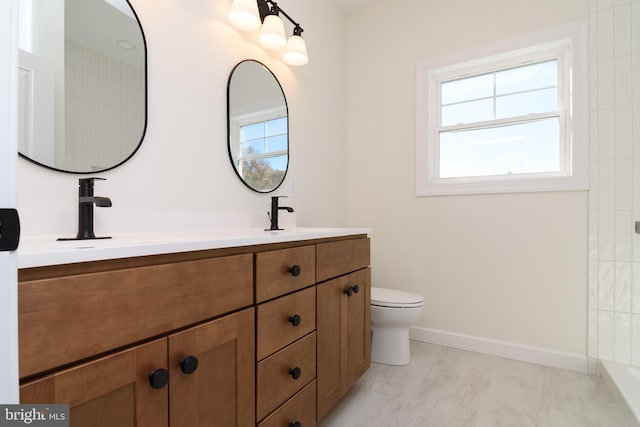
[64, 41, 144, 171]
[589, 0, 640, 371]
[633, 314, 640, 364]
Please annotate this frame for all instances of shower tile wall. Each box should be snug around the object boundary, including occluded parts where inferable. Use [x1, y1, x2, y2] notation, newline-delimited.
[64, 41, 144, 171]
[589, 0, 640, 372]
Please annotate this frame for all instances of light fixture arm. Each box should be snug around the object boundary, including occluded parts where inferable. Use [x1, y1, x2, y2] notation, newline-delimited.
[230, 0, 308, 65]
[257, 0, 303, 34]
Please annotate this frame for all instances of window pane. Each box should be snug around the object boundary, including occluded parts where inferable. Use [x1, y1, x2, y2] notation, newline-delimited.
[495, 60, 557, 95]
[496, 88, 557, 119]
[241, 122, 264, 141]
[239, 154, 287, 192]
[441, 98, 493, 126]
[241, 140, 264, 155]
[439, 118, 560, 178]
[266, 134, 287, 152]
[441, 73, 493, 105]
[264, 154, 287, 172]
[266, 117, 287, 136]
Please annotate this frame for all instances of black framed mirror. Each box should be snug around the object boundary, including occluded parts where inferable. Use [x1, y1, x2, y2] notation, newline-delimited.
[17, 0, 147, 173]
[227, 60, 288, 193]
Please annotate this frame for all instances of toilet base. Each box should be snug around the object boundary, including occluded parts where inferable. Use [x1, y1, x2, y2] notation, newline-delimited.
[371, 325, 411, 366]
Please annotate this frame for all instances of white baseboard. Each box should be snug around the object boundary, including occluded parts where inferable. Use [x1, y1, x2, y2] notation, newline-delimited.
[409, 326, 588, 373]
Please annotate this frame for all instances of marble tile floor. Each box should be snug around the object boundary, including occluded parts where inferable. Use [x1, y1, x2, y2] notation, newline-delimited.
[319, 341, 636, 427]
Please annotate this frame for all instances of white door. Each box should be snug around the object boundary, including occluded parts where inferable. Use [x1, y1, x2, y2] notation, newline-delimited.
[0, 0, 20, 403]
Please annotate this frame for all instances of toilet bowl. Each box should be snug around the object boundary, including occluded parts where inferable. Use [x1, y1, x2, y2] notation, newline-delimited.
[370, 287, 424, 366]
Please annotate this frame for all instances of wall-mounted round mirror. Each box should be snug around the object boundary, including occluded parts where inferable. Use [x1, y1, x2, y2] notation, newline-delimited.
[17, 0, 147, 173]
[227, 60, 288, 193]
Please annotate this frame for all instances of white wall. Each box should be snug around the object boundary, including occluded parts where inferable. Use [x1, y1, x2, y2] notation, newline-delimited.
[346, 0, 590, 356]
[17, 0, 349, 231]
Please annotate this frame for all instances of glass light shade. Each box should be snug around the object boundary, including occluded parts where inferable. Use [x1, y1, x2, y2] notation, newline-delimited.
[229, 0, 261, 32]
[282, 35, 308, 66]
[258, 14, 286, 50]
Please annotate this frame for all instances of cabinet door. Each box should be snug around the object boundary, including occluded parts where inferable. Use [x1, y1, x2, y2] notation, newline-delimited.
[316, 275, 349, 420]
[20, 338, 168, 427]
[168, 308, 255, 427]
[347, 267, 371, 386]
[316, 268, 371, 422]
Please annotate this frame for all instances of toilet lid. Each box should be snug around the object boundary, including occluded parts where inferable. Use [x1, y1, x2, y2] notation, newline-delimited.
[371, 287, 424, 308]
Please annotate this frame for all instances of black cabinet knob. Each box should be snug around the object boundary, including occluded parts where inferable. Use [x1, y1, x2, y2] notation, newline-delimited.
[148, 369, 169, 389]
[352, 284, 360, 294]
[179, 355, 199, 375]
[288, 367, 302, 380]
[288, 264, 301, 277]
[344, 287, 354, 297]
[289, 314, 301, 327]
[289, 422, 302, 427]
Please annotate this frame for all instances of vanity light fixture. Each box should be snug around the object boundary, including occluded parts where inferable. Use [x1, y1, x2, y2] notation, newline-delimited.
[229, 0, 261, 31]
[258, 6, 286, 50]
[229, 0, 308, 66]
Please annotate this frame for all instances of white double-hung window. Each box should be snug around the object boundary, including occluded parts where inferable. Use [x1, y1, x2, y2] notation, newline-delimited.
[416, 21, 588, 196]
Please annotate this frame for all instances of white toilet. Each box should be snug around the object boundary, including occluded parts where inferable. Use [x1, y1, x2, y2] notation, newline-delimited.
[370, 287, 424, 366]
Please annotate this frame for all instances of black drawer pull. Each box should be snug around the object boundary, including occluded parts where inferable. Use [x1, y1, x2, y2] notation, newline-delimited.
[179, 355, 199, 375]
[288, 264, 301, 277]
[289, 314, 301, 326]
[149, 369, 169, 389]
[344, 285, 360, 297]
[289, 422, 301, 427]
[288, 367, 302, 380]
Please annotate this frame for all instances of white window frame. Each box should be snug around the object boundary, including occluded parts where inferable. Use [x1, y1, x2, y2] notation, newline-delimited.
[230, 106, 288, 176]
[416, 20, 588, 196]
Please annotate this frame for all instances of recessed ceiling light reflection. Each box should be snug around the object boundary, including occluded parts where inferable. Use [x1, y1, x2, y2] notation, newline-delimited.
[116, 39, 136, 50]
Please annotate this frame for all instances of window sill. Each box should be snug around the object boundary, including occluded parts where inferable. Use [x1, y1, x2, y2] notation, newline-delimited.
[416, 174, 589, 196]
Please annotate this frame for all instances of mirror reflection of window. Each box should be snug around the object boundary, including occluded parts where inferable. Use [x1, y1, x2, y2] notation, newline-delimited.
[227, 60, 288, 193]
[237, 116, 288, 192]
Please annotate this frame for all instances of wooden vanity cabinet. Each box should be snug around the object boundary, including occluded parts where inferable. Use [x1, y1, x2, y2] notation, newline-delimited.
[255, 245, 317, 425]
[18, 254, 254, 378]
[19, 252, 255, 427]
[20, 338, 169, 427]
[18, 235, 371, 427]
[20, 309, 255, 427]
[316, 239, 371, 422]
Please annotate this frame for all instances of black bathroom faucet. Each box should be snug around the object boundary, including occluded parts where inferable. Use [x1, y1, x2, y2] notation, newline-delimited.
[267, 196, 294, 231]
[58, 177, 112, 240]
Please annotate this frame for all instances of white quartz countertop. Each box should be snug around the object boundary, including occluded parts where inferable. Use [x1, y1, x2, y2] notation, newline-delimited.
[17, 227, 372, 269]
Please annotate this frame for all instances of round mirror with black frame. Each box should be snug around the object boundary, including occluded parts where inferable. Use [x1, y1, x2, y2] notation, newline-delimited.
[17, 0, 147, 174]
[227, 60, 288, 193]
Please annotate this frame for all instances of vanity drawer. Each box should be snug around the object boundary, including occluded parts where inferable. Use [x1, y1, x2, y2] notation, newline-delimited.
[316, 237, 370, 282]
[256, 245, 316, 303]
[256, 332, 316, 421]
[258, 380, 316, 427]
[19, 253, 253, 378]
[256, 286, 316, 361]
